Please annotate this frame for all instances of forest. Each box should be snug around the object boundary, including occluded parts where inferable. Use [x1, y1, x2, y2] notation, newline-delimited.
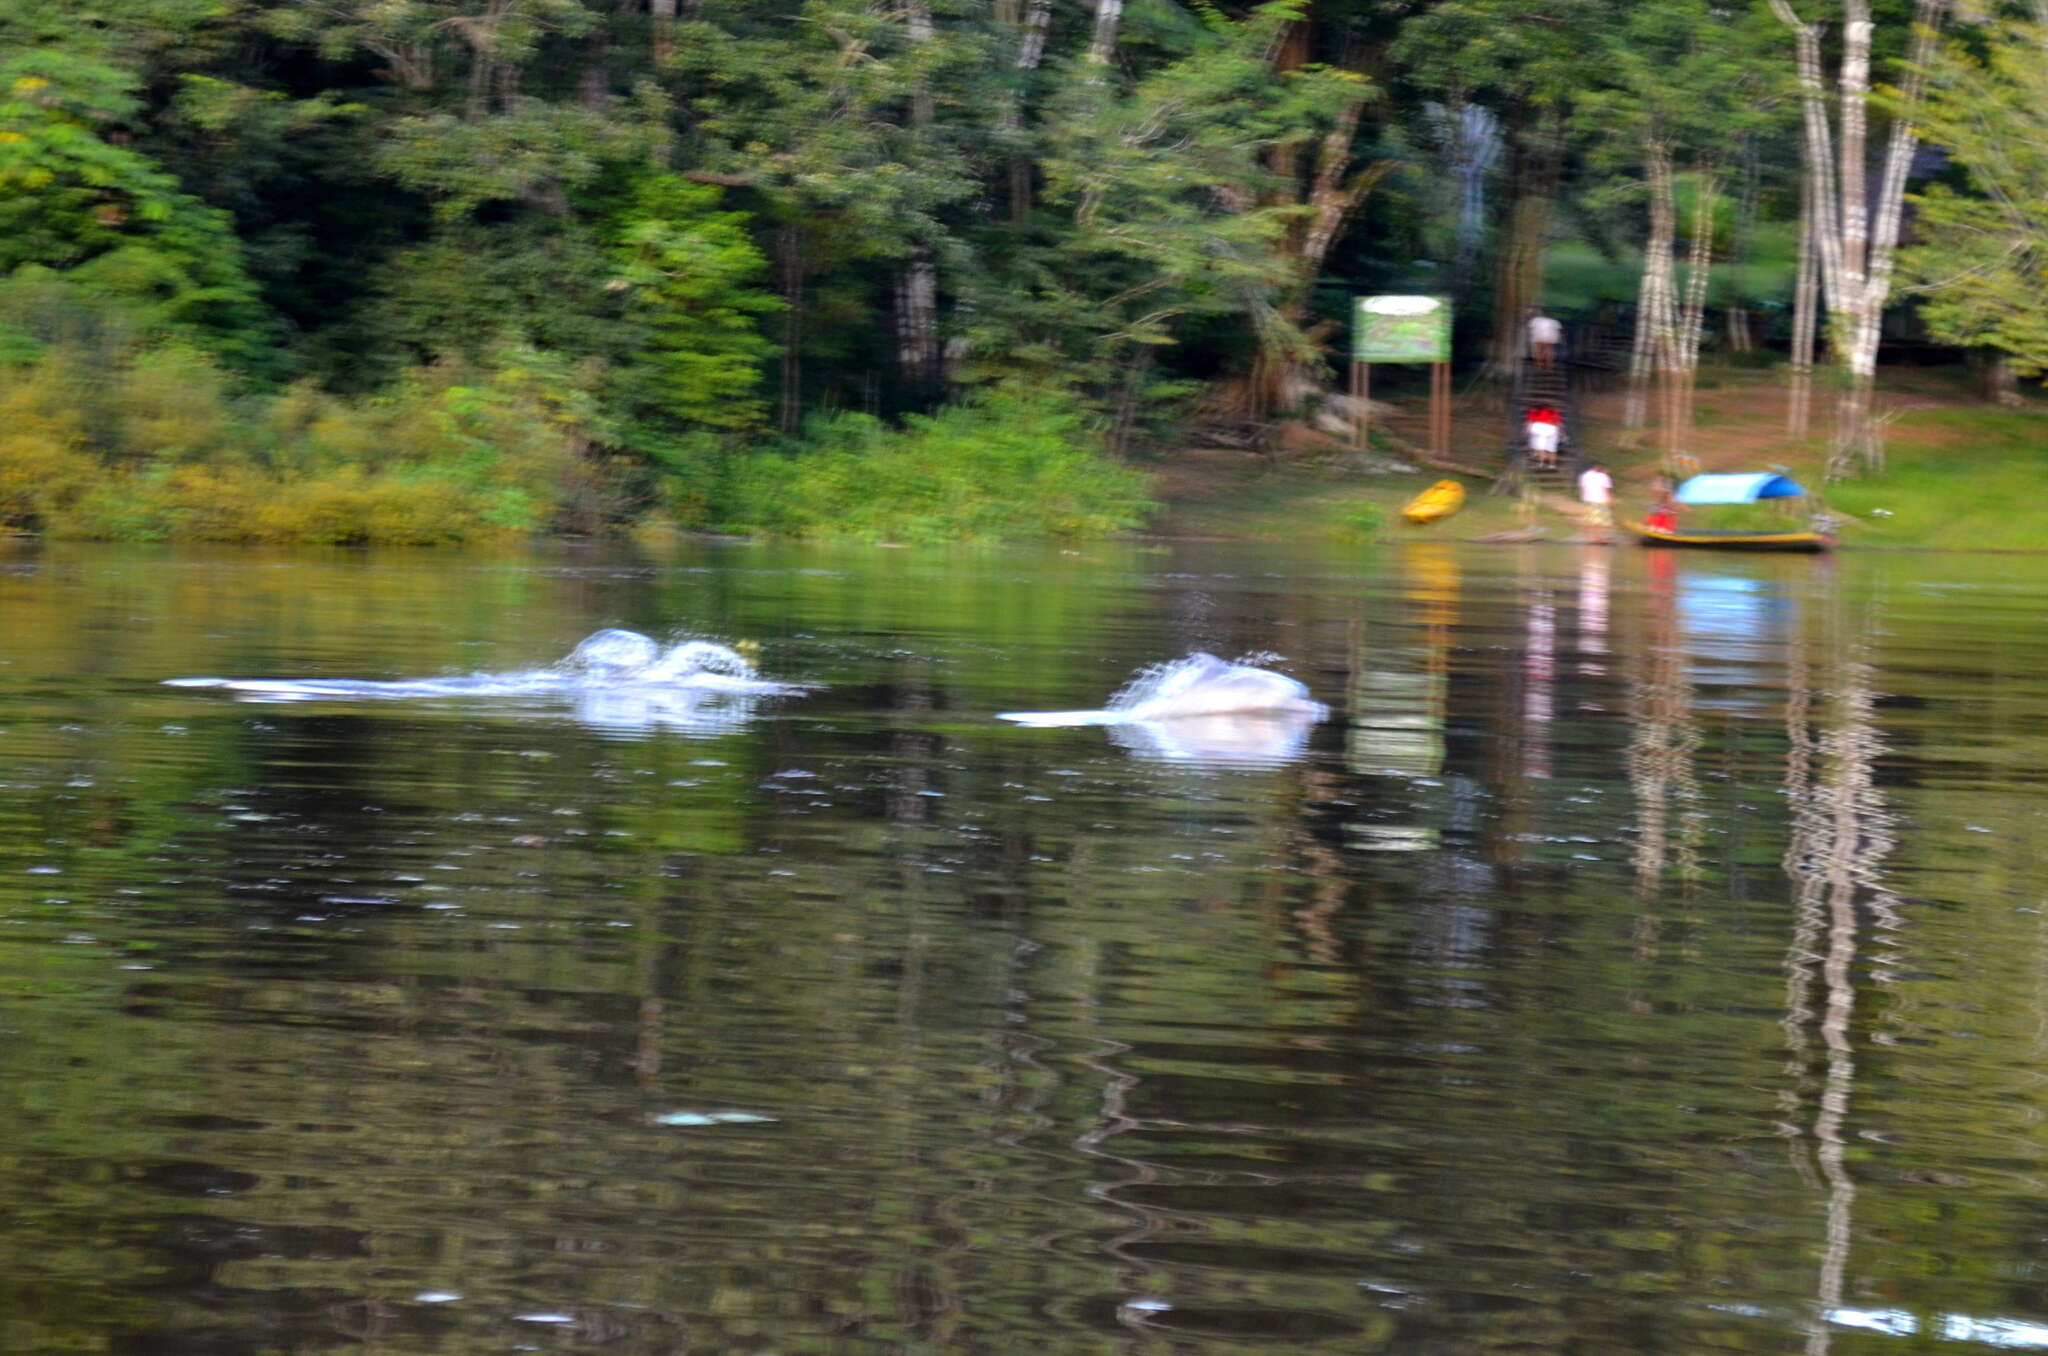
[1, 0, 2044, 544]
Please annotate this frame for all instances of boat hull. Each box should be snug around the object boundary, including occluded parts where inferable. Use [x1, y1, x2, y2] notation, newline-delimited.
[1626, 522, 1834, 552]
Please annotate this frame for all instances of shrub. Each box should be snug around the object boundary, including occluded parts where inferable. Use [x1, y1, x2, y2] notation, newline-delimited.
[708, 384, 1156, 542]
[0, 315, 631, 542]
[1331, 498, 1386, 537]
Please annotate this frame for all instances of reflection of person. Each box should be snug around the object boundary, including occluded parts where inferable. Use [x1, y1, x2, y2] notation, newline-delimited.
[1525, 405, 1561, 469]
[1577, 460, 1614, 539]
[1529, 310, 1563, 367]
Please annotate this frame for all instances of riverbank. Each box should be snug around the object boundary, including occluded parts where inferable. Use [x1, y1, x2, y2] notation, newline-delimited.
[1153, 364, 2048, 551]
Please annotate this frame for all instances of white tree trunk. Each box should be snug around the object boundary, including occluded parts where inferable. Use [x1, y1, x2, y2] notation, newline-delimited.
[1623, 255, 1658, 432]
[1623, 144, 1679, 432]
[1630, 144, 1683, 462]
[1672, 170, 1720, 458]
[895, 0, 940, 388]
[1768, 0, 1949, 476]
[1017, 0, 1051, 71]
[1088, 0, 1123, 69]
[1790, 170, 1819, 438]
[905, 0, 934, 126]
[1002, 0, 1053, 216]
[896, 259, 941, 390]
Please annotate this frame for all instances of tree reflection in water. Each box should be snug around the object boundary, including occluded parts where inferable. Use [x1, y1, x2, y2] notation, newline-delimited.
[1779, 580, 1900, 1356]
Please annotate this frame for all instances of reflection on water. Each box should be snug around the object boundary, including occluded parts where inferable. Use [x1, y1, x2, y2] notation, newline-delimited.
[4, 539, 2048, 1352]
[1830, 1309, 2048, 1347]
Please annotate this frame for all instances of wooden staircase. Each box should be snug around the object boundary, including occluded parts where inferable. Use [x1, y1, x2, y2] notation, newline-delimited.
[1493, 331, 1585, 498]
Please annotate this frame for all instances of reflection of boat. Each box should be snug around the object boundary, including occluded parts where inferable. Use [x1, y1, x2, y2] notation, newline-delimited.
[1627, 522, 1834, 552]
[1401, 479, 1466, 524]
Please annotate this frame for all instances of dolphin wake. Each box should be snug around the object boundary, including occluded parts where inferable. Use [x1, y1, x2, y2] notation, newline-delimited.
[167, 629, 802, 732]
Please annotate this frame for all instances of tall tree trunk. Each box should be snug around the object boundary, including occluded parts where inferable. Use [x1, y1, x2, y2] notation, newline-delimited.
[894, 0, 941, 392]
[650, 0, 679, 63]
[1622, 256, 1657, 432]
[1624, 149, 1673, 432]
[1627, 143, 1681, 453]
[1244, 84, 1390, 416]
[777, 226, 805, 434]
[905, 0, 934, 126]
[1267, 21, 1312, 182]
[1087, 0, 1123, 70]
[1980, 351, 2023, 407]
[1446, 101, 1500, 291]
[1790, 169, 1820, 438]
[1488, 122, 1560, 376]
[1724, 141, 1762, 354]
[1002, 0, 1052, 218]
[1671, 168, 1721, 462]
[1107, 352, 1151, 456]
[895, 259, 941, 395]
[1769, 0, 1949, 477]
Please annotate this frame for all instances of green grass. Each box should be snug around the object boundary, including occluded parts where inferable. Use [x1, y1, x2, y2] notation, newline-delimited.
[1152, 461, 1541, 542]
[1825, 409, 2048, 551]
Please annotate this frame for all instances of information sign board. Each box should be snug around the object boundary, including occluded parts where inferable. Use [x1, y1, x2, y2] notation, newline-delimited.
[1353, 295, 1450, 364]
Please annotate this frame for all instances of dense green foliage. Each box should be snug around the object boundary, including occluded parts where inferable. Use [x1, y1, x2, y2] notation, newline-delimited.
[0, 0, 2039, 542]
[1900, 20, 2048, 377]
[714, 384, 1155, 542]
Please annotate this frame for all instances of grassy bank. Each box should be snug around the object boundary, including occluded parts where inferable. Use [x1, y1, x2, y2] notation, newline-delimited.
[1154, 366, 2048, 552]
[1822, 409, 2048, 551]
[8, 341, 2038, 551]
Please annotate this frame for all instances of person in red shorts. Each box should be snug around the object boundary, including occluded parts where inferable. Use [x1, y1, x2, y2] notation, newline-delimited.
[1525, 405, 1561, 469]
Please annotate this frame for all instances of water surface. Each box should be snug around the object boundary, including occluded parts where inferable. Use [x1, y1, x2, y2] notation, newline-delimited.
[3, 537, 2047, 1353]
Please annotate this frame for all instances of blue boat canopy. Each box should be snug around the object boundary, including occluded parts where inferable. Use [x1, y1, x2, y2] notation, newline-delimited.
[1674, 472, 1807, 506]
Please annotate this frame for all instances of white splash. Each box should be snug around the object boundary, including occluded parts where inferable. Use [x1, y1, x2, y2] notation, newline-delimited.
[999, 652, 1326, 763]
[167, 629, 803, 733]
[1107, 711, 1321, 766]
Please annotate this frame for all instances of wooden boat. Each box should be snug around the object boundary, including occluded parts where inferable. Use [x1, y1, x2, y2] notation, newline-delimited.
[1402, 479, 1466, 525]
[1626, 521, 1834, 552]
[1628, 471, 1837, 551]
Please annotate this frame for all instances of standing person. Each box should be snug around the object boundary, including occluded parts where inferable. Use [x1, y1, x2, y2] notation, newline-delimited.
[1528, 310, 1563, 368]
[1577, 460, 1615, 541]
[1525, 405, 1561, 469]
[1644, 473, 1678, 532]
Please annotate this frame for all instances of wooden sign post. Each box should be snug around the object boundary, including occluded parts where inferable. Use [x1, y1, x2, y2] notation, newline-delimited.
[1353, 295, 1452, 461]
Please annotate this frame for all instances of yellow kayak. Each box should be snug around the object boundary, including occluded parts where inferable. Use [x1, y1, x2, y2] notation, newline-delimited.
[1402, 479, 1466, 525]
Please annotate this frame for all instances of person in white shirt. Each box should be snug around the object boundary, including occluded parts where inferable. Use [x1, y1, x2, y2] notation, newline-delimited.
[1528, 311, 1563, 367]
[1577, 461, 1614, 540]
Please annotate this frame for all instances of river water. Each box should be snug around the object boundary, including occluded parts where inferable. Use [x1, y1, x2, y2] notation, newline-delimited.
[2, 537, 2046, 1354]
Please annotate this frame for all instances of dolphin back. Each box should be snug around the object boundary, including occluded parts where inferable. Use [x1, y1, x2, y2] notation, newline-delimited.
[1126, 662, 1324, 721]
